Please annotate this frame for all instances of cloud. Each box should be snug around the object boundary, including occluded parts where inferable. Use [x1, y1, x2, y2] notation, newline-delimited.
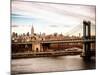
[49, 25, 58, 27]
[12, 1, 96, 35]
[49, 24, 71, 28]
[11, 25, 19, 27]
[63, 25, 71, 27]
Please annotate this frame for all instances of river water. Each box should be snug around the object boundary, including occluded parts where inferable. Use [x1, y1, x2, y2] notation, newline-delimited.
[11, 55, 95, 74]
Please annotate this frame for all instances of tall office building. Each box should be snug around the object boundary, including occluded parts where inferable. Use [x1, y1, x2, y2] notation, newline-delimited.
[31, 25, 34, 35]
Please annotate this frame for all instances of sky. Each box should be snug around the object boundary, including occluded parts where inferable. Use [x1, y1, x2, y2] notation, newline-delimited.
[11, 0, 96, 36]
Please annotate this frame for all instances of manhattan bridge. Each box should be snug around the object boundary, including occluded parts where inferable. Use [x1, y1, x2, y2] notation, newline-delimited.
[12, 20, 96, 59]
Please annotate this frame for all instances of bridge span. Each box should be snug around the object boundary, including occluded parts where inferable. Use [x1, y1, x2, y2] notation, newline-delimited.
[12, 21, 96, 59]
[12, 38, 95, 44]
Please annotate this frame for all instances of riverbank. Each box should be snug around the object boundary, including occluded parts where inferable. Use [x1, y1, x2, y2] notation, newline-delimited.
[12, 51, 82, 59]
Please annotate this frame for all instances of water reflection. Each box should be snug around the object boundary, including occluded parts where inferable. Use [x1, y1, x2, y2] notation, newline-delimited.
[11, 55, 95, 74]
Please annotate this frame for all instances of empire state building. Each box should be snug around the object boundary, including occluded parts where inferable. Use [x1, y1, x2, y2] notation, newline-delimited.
[31, 25, 34, 35]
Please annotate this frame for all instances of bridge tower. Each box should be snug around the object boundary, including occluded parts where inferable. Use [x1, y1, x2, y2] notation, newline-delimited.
[82, 20, 91, 59]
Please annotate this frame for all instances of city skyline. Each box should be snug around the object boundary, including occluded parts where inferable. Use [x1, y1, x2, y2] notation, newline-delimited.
[12, 1, 96, 36]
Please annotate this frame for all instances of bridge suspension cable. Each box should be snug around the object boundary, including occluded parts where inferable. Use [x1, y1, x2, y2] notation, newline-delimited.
[65, 21, 95, 36]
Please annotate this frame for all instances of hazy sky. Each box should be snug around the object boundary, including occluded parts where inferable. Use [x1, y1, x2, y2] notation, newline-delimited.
[12, 0, 96, 36]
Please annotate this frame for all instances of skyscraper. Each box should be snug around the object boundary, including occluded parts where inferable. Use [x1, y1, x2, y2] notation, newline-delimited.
[31, 25, 34, 35]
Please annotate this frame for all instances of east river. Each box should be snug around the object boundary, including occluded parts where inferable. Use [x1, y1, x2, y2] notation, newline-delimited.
[11, 55, 95, 74]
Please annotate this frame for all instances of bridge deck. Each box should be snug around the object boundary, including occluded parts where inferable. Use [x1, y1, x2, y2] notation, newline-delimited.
[12, 39, 95, 44]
